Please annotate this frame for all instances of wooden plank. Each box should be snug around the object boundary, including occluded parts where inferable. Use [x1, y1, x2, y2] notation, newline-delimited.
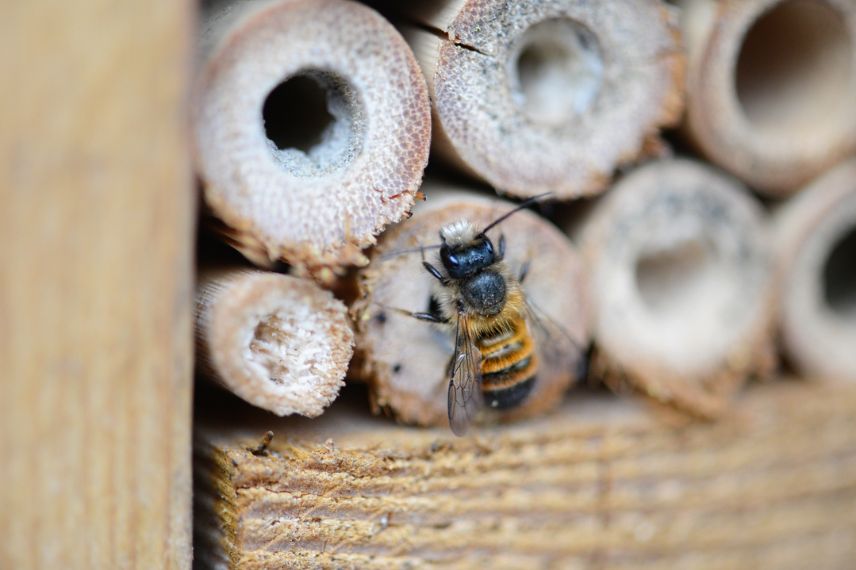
[0, 1, 194, 568]
[197, 380, 856, 569]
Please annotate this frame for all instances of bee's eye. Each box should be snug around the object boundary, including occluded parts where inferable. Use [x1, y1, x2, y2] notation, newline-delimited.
[440, 245, 463, 275]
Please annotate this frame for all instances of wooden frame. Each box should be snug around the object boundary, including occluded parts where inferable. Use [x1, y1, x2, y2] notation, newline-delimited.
[0, 1, 195, 567]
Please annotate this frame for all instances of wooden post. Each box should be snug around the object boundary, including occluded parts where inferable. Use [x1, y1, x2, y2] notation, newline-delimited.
[195, 380, 856, 568]
[0, 1, 194, 568]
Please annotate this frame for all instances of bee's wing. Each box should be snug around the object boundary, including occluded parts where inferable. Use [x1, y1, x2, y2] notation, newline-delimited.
[522, 294, 586, 381]
[447, 312, 483, 436]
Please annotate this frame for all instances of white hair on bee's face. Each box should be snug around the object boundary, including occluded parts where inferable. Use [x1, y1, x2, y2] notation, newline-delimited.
[439, 219, 479, 246]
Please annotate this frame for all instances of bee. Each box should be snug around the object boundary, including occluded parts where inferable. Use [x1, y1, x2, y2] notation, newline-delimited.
[389, 195, 579, 435]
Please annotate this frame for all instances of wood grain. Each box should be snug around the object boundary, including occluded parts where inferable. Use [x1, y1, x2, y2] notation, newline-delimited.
[0, 1, 194, 568]
[196, 380, 856, 569]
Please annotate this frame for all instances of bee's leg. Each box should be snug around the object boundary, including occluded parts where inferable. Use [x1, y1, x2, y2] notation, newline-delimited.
[419, 243, 450, 285]
[497, 233, 506, 260]
[411, 311, 448, 323]
[386, 305, 449, 324]
[422, 261, 449, 286]
[427, 295, 444, 321]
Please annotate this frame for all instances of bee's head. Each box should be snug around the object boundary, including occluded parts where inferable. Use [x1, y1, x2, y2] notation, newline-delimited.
[439, 232, 496, 279]
[434, 196, 552, 281]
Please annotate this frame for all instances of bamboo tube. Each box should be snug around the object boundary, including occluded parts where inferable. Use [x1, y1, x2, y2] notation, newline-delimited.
[195, 380, 856, 569]
[572, 159, 775, 418]
[352, 185, 589, 429]
[774, 160, 856, 381]
[196, 269, 354, 417]
[393, 0, 684, 199]
[193, 0, 431, 278]
[680, 0, 856, 195]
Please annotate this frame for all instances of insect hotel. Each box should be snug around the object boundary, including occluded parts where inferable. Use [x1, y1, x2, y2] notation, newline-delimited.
[4, 0, 856, 568]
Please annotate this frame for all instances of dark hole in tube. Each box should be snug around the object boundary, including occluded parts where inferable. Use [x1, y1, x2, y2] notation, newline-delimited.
[635, 238, 718, 316]
[823, 224, 856, 318]
[262, 74, 335, 153]
[736, 0, 852, 132]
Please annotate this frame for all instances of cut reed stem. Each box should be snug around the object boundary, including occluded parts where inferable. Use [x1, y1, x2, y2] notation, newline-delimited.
[395, 0, 684, 198]
[571, 159, 775, 418]
[196, 268, 354, 417]
[774, 159, 856, 380]
[680, 0, 856, 195]
[193, 0, 431, 278]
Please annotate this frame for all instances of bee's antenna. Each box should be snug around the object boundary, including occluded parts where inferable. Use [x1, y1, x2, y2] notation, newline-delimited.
[478, 192, 554, 236]
[378, 243, 442, 261]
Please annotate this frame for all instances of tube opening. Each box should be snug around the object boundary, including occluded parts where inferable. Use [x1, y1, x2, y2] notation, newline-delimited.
[262, 70, 362, 176]
[249, 314, 291, 384]
[509, 18, 603, 126]
[736, 0, 852, 133]
[635, 238, 721, 318]
[823, 223, 856, 319]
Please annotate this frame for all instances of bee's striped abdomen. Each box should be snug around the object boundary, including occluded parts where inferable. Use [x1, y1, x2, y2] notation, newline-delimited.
[477, 317, 537, 409]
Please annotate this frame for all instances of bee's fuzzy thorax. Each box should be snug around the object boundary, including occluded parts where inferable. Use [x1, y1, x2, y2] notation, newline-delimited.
[439, 219, 479, 247]
[433, 265, 525, 336]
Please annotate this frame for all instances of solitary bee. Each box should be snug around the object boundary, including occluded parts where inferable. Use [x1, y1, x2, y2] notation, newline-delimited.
[390, 196, 579, 435]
